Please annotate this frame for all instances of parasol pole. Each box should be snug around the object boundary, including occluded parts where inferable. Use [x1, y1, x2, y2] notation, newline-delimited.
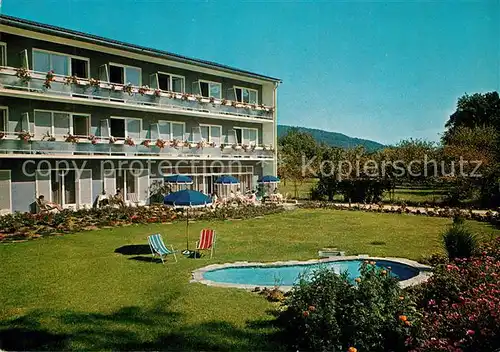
[186, 206, 189, 251]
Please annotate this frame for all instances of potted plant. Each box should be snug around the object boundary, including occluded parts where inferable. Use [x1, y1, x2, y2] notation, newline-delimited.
[0, 132, 5, 140]
[88, 135, 98, 145]
[221, 98, 228, 105]
[109, 136, 117, 144]
[155, 138, 166, 149]
[138, 85, 149, 96]
[89, 78, 100, 88]
[183, 140, 190, 148]
[124, 136, 135, 146]
[43, 70, 55, 89]
[18, 130, 34, 142]
[41, 131, 56, 142]
[197, 140, 206, 150]
[64, 75, 79, 86]
[15, 67, 31, 84]
[171, 139, 182, 149]
[181, 93, 190, 101]
[219, 143, 225, 151]
[64, 134, 79, 144]
[141, 140, 151, 148]
[154, 89, 162, 98]
[242, 144, 250, 152]
[123, 83, 133, 95]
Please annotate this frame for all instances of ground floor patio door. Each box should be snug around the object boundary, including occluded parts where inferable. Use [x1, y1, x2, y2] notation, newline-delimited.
[0, 170, 12, 214]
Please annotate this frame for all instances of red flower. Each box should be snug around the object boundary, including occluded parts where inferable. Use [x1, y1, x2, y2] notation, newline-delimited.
[466, 329, 475, 336]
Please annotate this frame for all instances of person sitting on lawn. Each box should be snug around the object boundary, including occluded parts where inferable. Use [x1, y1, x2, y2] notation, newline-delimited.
[37, 195, 63, 212]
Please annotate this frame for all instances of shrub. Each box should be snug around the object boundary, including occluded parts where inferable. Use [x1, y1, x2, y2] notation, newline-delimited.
[0, 204, 284, 242]
[452, 213, 466, 225]
[276, 262, 421, 352]
[409, 237, 500, 352]
[443, 225, 478, 259]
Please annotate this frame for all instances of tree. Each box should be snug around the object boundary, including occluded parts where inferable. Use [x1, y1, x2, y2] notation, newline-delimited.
[443, 92, 500, 142]
[442, 92, 500, 207]
[278, 128, 319, 198]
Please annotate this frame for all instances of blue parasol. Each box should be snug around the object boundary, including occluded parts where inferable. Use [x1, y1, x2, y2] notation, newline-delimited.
[164, 189, 212, 254]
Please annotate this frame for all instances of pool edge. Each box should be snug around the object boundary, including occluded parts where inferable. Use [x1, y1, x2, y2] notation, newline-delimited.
[191, 256, 433, 292]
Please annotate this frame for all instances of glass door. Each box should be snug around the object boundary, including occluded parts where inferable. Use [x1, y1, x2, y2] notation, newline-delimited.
[51, 170, 76, 207]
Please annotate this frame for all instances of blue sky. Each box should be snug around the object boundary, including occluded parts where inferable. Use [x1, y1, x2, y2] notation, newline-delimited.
[3, 0, 499, 145]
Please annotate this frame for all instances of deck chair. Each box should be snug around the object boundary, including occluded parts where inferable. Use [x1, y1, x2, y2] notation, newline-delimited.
[35, 198, 59, 214]
[127, 193, 140, 207]
[147, 234, 178, 264]
[196, 228, 216, 259]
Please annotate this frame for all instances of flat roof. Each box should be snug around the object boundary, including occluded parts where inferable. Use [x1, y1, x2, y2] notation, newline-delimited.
[0, 14, 282, 83]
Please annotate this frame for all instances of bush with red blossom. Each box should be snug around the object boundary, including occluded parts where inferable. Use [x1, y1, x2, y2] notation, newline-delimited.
[409, 237, 500, 351]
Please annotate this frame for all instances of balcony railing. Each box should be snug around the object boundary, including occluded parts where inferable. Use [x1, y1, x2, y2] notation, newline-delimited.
[0, 139, 275, 159]
[0, 67, 274, 120]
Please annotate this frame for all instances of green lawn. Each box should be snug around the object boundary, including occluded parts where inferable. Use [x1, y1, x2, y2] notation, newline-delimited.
[1, 209, 498, 351]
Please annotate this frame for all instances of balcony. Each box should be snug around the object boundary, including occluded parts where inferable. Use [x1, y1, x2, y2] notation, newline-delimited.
[0, 138, 275, 160]
[0, 67, 275, 121]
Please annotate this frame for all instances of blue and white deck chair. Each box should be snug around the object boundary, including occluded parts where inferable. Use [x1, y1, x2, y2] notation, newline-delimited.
[147, 234, 178, 264]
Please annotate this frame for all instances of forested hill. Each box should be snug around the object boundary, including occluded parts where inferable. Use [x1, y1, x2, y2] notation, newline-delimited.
[278, 125, 385, 152]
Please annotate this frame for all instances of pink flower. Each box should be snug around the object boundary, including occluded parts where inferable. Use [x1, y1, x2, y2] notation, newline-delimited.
[466, 329, 475, 336]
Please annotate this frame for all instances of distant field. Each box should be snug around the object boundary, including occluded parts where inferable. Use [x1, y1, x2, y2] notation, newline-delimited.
[383, 187, 448, 205]
[280, 178, 448, 204]
[279, 179, 318, 200]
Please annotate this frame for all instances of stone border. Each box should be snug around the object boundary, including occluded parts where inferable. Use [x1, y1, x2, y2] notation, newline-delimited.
[191, 255, 433, 292]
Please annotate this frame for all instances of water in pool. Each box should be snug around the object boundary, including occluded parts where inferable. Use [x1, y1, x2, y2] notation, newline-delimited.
[202, 260, 418, 286]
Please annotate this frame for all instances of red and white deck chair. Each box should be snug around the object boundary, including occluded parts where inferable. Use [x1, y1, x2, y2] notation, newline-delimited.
[196, 228, 216, 259]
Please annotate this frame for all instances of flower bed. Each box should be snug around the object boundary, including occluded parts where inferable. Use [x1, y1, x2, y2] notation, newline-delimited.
[0, 204, 284, 243]
[298, 201, 500, 227]
[274, 236, 500, 352]
[408, 238, 500, 351]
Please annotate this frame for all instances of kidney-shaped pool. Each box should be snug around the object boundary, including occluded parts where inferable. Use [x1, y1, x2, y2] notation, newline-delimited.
[192, 257, 432, 290]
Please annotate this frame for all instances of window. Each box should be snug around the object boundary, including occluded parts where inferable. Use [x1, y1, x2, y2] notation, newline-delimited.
[33, 49, 89, 78]
[116, 169, 137, 201]
[71, 58, 89, 78]
[198, 81, 221, 99]
[34, 110, 90, 138]
[234, 87, 258, 104]
[109, 63, 141, 86]
[110, 117, 142, 140]
[33, 50, 69, 76]
[158, 121, 185, 140]
[0, 42, 6, 66]
[19, 50, 29, 69]
[152, 73, 185, 92]
[0, 107, 7, 133]
[200, 124, 222, 144]
[235, 127, 258, 145]
[72, 115, 90, 136]
[110, 118, 125, 138]
[51, 170, 76, 206]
